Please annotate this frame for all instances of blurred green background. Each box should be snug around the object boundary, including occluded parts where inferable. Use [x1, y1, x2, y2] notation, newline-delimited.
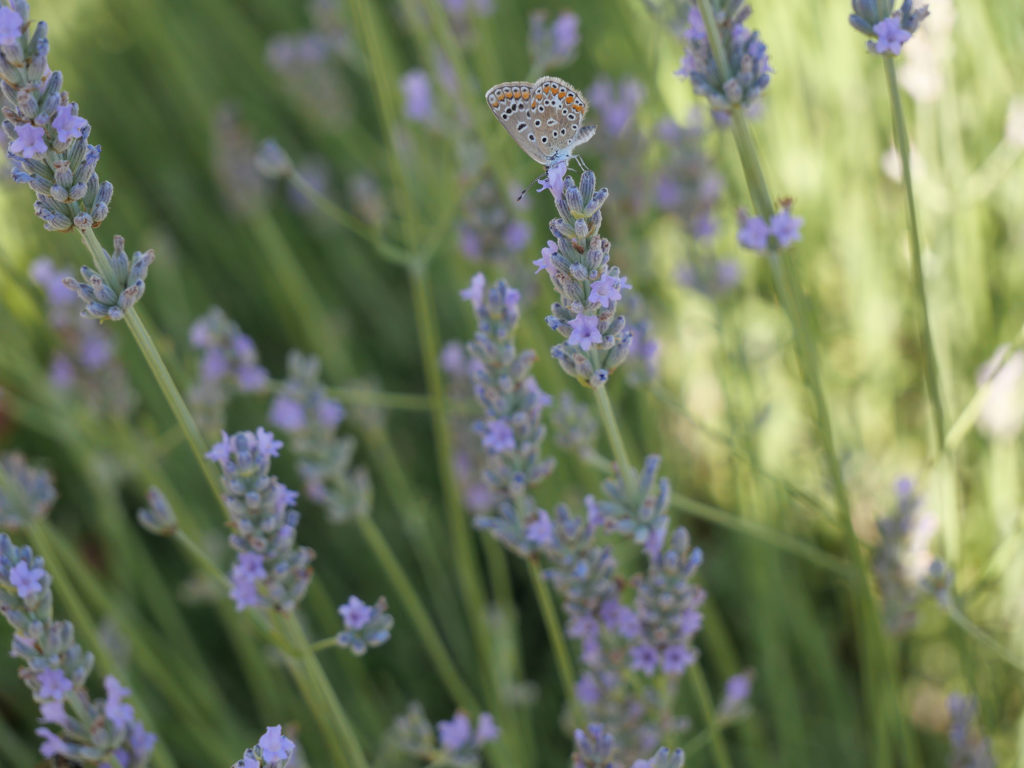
[1, 0, 1023, 765]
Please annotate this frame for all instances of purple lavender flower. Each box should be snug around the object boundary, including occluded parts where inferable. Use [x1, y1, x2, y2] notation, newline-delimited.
[0, 1, 113, 231]
[9, 123, 45, 157]
[481, 419, 516, 452]
[457, 177, 532, 265]
[0, 5, 22, 44]
[460, 272, 487, 310]
[232, 724, 296, 768]
[1, 534, 156, 766]
[718, 669, 756, 721]
[206, 429, 315, 612]
[871, 16, 912, 54]
[259, 725, 295, 763]
[51, 105, 88, 143]
[737, 211, 770, 250]
[336, 595, 394, 656]
[851, 1, 930, 51]
[677, 3, 771, 114]
[268, 351, 372, 524]
[737, 203, 803, 252]
[437, 710, 499, 760]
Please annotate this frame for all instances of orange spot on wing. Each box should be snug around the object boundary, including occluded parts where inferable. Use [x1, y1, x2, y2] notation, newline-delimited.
[566, 94, 575, 104]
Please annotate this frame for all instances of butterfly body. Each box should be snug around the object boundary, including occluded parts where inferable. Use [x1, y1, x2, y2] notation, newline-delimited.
[485, 76, 596, 166]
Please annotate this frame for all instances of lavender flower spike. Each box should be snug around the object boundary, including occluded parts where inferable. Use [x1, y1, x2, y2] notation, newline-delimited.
[676, 3, 771, 115]
[336, 595, 394, 656]
[0, 451, 57, 530]
[268, 350, 372, 525]
[0, 533, 156, 766]
[135, 486, 177, 537]
[389, 704, 498, 768]
[462, 274, 556, 556]
[0, 0, 113, 231]
[206, 428, 315, 612]
[232, 724, 296, 768]
[62, 234, 155, 322]
[537, 166, 633, 388]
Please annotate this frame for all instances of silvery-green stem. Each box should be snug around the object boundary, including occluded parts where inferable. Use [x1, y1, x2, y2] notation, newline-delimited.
[883, 56, 946, 446]
[80, 225, 226, 519]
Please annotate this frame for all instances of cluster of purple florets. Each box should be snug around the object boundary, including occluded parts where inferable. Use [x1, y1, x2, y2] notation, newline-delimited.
[531, 459, 705, 760]
[736, 202, 804, 253]
[232, 725, 296, 768]
[676, 2, 771, 114]
[336, 595, 394, 656]
[391, 702, 500, 767]
[849, 0, 930, 57]
[0, 0, 112, 231]
[460, 274, 557, 554]
[536, 164, 633, 388]
[572, 723, 685, 768]
[205, 428, 315, 613]
[0, 533, 156, 766]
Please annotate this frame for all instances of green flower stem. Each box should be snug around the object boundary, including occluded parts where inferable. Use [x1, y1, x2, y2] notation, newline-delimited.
[78, 228, 228, 519]
[527, 558, 579, 718]
[883, 56, 946, 445]
[355, 514, 481, 710]
[409, 263, 494, 686]
[946, 604, 1024, 673]
[25, 526, 180, 768]
[280, 612, 371, 768]
[591, 384, 732, 768]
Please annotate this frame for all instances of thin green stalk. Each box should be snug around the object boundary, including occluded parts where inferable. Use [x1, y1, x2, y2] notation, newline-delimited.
[591, 384, 732, 768]
[280, 612, 371, 768]
[79, 229, 226, 518]
[408, 264, 493, 681]
[883, 57, 945, 446]
[355, 515, 481, 710]
[527, 559, 578, 719]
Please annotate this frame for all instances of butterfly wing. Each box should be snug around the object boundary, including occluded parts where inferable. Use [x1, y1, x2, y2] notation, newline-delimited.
[485, 81, 551, 165]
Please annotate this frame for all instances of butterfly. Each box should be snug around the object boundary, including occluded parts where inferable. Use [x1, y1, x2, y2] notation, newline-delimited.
[485, 76, 597, 167]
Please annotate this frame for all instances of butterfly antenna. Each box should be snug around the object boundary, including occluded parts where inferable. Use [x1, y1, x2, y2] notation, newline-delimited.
[517, 170, 548, 202]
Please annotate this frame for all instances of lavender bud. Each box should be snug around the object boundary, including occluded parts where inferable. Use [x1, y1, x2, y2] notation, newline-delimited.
[135, 487, 177, 537]
[62, 235, 155, 322]
[232, 725, 296, 768]
[336, 595, 394, 656]
[0, 452, 57, 530]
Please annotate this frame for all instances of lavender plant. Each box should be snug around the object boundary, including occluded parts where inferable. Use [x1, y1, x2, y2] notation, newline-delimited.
[0, 533, 157, 766]
[267, 350, 372, 524]
[205, 428, 314, 613]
